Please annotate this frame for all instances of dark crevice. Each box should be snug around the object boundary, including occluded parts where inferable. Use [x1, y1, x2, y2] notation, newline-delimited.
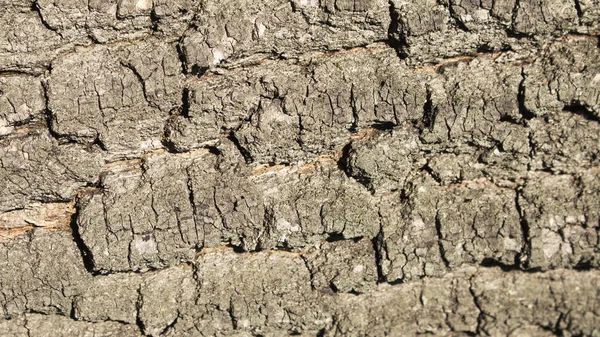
[135, 287, 149, 336]
[386, 0, 406, 58]
[422, 87, 437, 130]
[190, 65, 210, 77]
[69, 300, 77, 320]
[1, 115, 40, 131]
[573, 260, 596, 270]
[434, 212, 451, 269]
[41, 81, 73, 143]
[224, 243, 246, 254]
[371, 121, 396, 131]
[517, 68, 535, 119]
[349, 84, 359, 132]
[328, 280, 340, 293]
[573, 0, 583, 19]
[336, 142, 353, 177]
[180, 88, 191, 118]
[272, 241, 301, 253]
[476, 43, 504, 54]
[504, 29, 532, 40]
[227, 131, 253, 164]
[346, 289, 362, 296]
[149, 7, 160, 32]
[510, 0, 521, 33]
[480, 258, 521, 271]
[159, 311, 180, 335]
[31, 1, 61, 35]
[325, 232, 345, 242]
[43, 110, 77, 145]
[386, 278, 404, 286]
[563, 102, 600, 123]
[499, 113, 523, 125]
[420, 163, 442, 184]
[514, 188, 532, 269]
[227, 298, 237, 330]
[185, 168, 201, 247]
[68, 204, 96, 273]
[160, 138, 180, 153]
[447, 3, 471, 33]
[91, 137, 108, 152]
[372, 228, 386, 283]
[176, 43, 189, 75]
[324, 233, 364, 243]
[121, 62, 154, 108]
[207, 146, 222, 156]
[468, 276, 485, 336]
[337, 141, 375, 193]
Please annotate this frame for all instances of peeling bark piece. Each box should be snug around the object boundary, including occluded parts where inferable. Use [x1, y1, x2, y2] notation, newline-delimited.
[138, 265, 196, 336]
[0, 0, 198, 72]
[377, 184, 446, 283]
[421, 57, 526, 148]
[73, 273, 142, 324]
[520, 170, 600, 270]
[0, 314, 141, 337]
[0, 75, 45, 136]
[328, 267, 600, 336]
[390, 0, 508, 64]
[252, 161, 380, 249]
[187, 249, 332, 335]
[303, 238, 378, 293]
[35, 0, 200, 43]
[578, 0, 600, 29]
[35, 0, 152, 44]
[152, 0, 201, 36]
[181, 0, 390, 72]
[512, 0, 579, 36]
[327, 270, 479, 336]
[295, 46, 424, 151]
[77, 143, 263, 273]
[390, 0, 584, 65]
[0, 0, 35, 10]
[77, 150, 210, 273]
[435, 181, 523, 268]
[524, 36, 600, 119]
[192, 160, 265, 251]
[0, 9, 71, 73]
[471, 268, 600, 336]
[426, 152, 486, 185]
[76, 143, 266, 273]
[343, 123, 527, 195]
[0, 202, 75, 242]
[342, 125, 426, 194]
[48, 38, 183, 155]
[168, 46, 426, 163]
[378, 174, 523, 283]
[449, 0, 515, 28]
[529, 111, 600, 173]
[0, 130, 103, 213]
[0, 230, 91, 318]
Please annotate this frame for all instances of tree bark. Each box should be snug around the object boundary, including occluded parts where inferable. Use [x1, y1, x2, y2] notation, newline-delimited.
[1, 0, 599, 336]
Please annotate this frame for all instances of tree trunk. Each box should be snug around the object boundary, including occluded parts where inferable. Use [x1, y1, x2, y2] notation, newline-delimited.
[1, 0, 599, 335]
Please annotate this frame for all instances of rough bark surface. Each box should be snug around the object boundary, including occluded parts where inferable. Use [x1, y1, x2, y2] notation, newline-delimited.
[1, 0, 599, 336]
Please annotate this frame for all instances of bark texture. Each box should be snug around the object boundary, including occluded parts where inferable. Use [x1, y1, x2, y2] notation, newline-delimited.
[1, 0, 600, 336]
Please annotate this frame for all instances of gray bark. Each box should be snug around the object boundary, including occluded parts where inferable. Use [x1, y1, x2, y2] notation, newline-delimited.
[1, 0, 599, 336]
